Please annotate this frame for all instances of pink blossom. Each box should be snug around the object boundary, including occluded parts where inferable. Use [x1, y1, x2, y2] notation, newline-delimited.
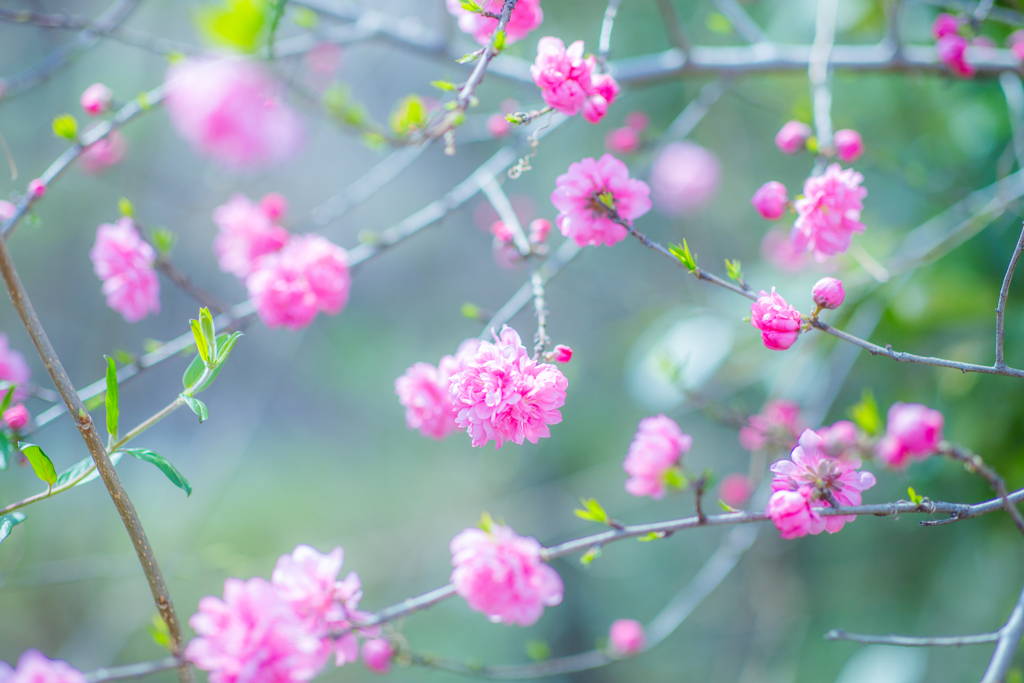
[877, 403, 944, 468]
[27, 180, 45, 199]
[186, 577, 331, 683]
[528, 218, 551, 244]
[530, 37, 595, 116]
[1009, 30, 1024, 60]
[719, 473, 752, 508]
[775, 121, 812, 155]
[609, 619, 646, 656]
[487, 113, 512, 138]
[750, 288, 802, 351]
[0, 334, 30, 401]
[90, 217, 160, 323]
[765, 489, 823, 539]
[751, 181, 788, 220]
[552, 345, 572, 363]
[622, 414, 692, 499]
[360, 640, 393, 674]
[812, 277, 845, 310]
[816, 420, 859, 459]
[739, 399, 801, 451]
[876, 435, 910, 468]
[246, 235, 350, 331]
[165, 58, 304, 168]
[490, 220, 515, 244]
[932, 13, 960, 39]
[396, 339, 482, 440]
[213, 194, 290, 278]
[936, 35, 975, 78]
[605, 127, 641, 154]
[581, 73, 619, 124]
[770, 429, 877, 533]
[259, 193, 289, 222]
[791, 163, 866, 261]
[3, 650, 85, 683]
[551, 154, 651, 247]
[0, 201, 14, 221]
[450, 523, 563, 626]
[446, 0, 543, 46]
[1013, 42, 1024, 61]
[761, 229, 811, 272]
[649, 142, 720, 216]
[449, 326, 567, 448]
[625, 111, 649, 132]
[80, 83, 113, 116]
[833, 129, 864, 163]
[80, 130, 127, 174]
[3, 404, 28, 431]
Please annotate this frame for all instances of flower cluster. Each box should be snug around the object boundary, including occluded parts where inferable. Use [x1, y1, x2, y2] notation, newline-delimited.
[750, 288, 802, 351]
[395, 338, 481, 440]
[932, 14, 975, 78]
[0, 650, 86, 683]
[876, 403, 944, 468]
[791, 164, 867, 261]
[622, 414, 692, 499]
[187, 545, 383, 682]
[90, 217, 160, 323]
[550, 154, 651, 247]
[450, 521, 564, 626]
[530, 38, 619, 123]
[765, 429, 877, 539]
[448, 326, 568, 448]
[739, 399, 801, 452]
[446, 0, 543, 46]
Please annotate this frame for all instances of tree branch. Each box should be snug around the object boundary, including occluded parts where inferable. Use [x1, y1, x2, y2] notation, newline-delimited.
[824, 629, 999, 647]
[995, 222, 1024, 368]
[981, 582, 1024, 683]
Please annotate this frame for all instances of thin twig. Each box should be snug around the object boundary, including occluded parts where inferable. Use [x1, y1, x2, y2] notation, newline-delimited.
[825, 629, 999, 647]
[981, 582, 1024, 683]
[154, 259, 228, 315]
[995, 222, 1024, 368]
[85, 657, 183, 683]
[654, 0, 690, 55]
[597, 0, 623, 66]
[809, 0, 839, 149]
[940, 442, 1024, 536]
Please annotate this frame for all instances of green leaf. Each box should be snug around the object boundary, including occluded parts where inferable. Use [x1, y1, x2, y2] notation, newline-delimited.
[104, 356, 119, 438]
[718, 499, 737, 512]
[0, 431, 11, 470]
[493, 29, 506, 52]
[705, 11, 733, 34]
[120, 448, 192, 496]
[148, 614, 172, 650]
[0, 386, 14, 416]
[214, 331, 243, 366]
[389, 95, 428, 136]
[663, 466, 688, 490]
[199, 308, 217, 357]
[430, 80, 456, 92]
[85, 393, 105, 411]
[580, 546, 602, 565]
[196, 0, 268, 53]
[725, 259, 743, 284]
[180, 394, 209, 423]
[525, 641, 550, 662]
[19, 442, 56, 486]
[150, 227, 176, 256]
[461, 303, 482, 320]
[478, 511, 495, 533]
[0, 512, 25, 545]
[637, 531, 666, 542]
[848, 389, 881, 436]
[118, 197, 134, 217]
[460, 0, 482, 12]
[58, 451, 124, 488]
[456, 50, 482, 64]
[573, 497, 611, 525]
[668, 239, 697, 272]
[190, 320, 210, 364]
[293, 6, 319, 28]
[52, 114, 78, 140]
[907, 486, 924, 505]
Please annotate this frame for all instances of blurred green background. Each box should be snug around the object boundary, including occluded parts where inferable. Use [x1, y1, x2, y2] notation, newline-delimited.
[0, 0, 1023, 682]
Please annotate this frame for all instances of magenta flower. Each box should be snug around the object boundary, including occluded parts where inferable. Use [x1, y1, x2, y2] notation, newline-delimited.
[876, 403, 944, 468]
[581, 73, 620, 124]
[750, 288, 802, 351]
[186, 577, 331, 683]
[360, 640, 393, 674]
[450, 523, 563, 626]
[937, 34, 976, 78]
[739, 399, 801, 451]
[90, 217, 160, 323]
[213, 193, 290, 279]
[396, 339, 481, 440]
[3, 404, 28, 431]
[531, 37, 595, 116]
[0, 334, 30, 401]
[551, 345, 572, 363]
[775, 121, 811, 155]
[3, 651, 85, 683]
[260, 193, 288, 222]
[751, 181, 789, 220]
[528, 218, 551, 244]
[609, 619, 646, 656]
[765, 489, 823, 539]
[622, 414, 692, 499]
[932, 13, 960, 39]
[246, 235, 350, 331]
[446, 0, 543, 46]
[27, 179, 45, 199]
[770, 429, 877, 534]
[551, 154, 651, 247]
[649, 142, 720, 216]
[449, 326, 567, 448]
[811, 276, 845, 310]
[80, 129, 126, 174]
[816, 420, 860, 459]
[165, 58, 304, 168]
[80, 83, 113, 116]
[833, 129, 864, 163]
[719, 473, 752, 508]
[791, 164, 866, 261]
[1009, 30, 1024, 60]
[605, 127, 641, 154]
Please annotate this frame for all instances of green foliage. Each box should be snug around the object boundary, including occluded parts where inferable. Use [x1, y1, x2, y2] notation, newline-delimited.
[848, 389, 881, 436]
[461, 303, 482, 320]
[430, 80, 457, 92]
[493, 29, 506, 52]
[580, 546, 602, 565]
[19, 442, 56, 487]
[51, 114, 77, 140]
[120, 448, 192, 496]
[0, 386, 15, 415]
[196, 0, 268, 53]
[292, 7, 319, 28]
[460, 0, 483, 12]
[663, 466, 688, 490]
[668, 240, 697, 272]
[637, 531, 666, 542]
[574, 497, 611, 525]
[0, 432, 12, 470]
[525, 641, 550, 662]
[907, 487, 924, 505]
[725, 259, 743, 284]
[105, 356, 119, 438]
[150, 227, 177, 256]
[705, 12, 733, 34]
[147, 614, 172, 650]
[478, 511, 495, 533]
[118, 197, 134, 217]
[323, 85, 372, 130]
[0, 512, 25, 546]
[456, 50, 482, 64]
[390, 95, 428, 137]
[180, 395, 210, 423]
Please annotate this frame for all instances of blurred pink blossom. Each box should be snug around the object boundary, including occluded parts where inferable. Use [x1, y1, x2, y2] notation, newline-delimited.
[581, 73, 619, 124]
[649, 142, 720, 216]
[360, 640, 393, 674]
[792, 164, 866, 261]
[259, 193, 288, 222]
[876, 403, 944, 468]
[750, 288, 802, 351]
[816, 420, 860, 459]
[609, 619, 646, 656]
[932, 13, 960, 39]
[605, 127, 641, 154]
[739, 399, 801, 451]
[27, 180, 45, 199]
[719, 473, 752, 508]
[936, 34, 975, 78]
[1009, 30, 1024, 59]
[304, 43, 342, 76]
[3, 404, 28, 431]
[90, 217, 160, 323]
[551, 154, 651, 247]
[625, 111, 649, 131]
[3, 650, 85, 683]
[531, 37, 595, 116]
[0, 334, 30, 401]
[622, 414, 692, 499]
[528, 218, 551, 244]
[751, 181, 788, 220]
[487, 113, 512, 138]
[80, 130, 126, 174]
[396, 339, 482, 441]
[761, 229, 811, 272]
[446, 0, 543, 46]
[775, 121, 811, 155]
[833, 129, 864, 163]
[80, 83, 113, 116]
[213, 194, 290, 279]
[0, 201, 14, 221]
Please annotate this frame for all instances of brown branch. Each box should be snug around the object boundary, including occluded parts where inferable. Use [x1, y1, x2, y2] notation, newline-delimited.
[995, 223, 1024, 368]
[940, 442, 1024, 536]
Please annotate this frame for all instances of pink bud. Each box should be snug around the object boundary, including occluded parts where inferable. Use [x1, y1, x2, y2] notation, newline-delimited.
[609, 619, 646, 656]
[885, 403, 944, 458]
[361, 639, 394, 674]
[751, 288, 802, 351]
[0, 200, 15, 221]
[581, 95, 609, 124]
[775, 121, 812, 155]
[932, 13, 960, 40]
[80, 83, 113, 116]
[1014, 42, 1024, 61]
[625, 111, 649, 132]
[832, 129, 863, 163]
[605, 127, 641, 154]
[259, 192, 288, 222]
[765, 489, 821, 539]
[751, 181, 789, 220]
[936, 34, 975, 78]
[487, 113, 512, 138]
[28, 179, 45, 199]
[811, 277, 845, 310]
[3, 404, 29, 431]
[528, 218, 551, 244]
[876, 434, 910, 469]
[490, 220, 514, 245]
[719, 473, 752, 508]
[552, 345, 572, 363]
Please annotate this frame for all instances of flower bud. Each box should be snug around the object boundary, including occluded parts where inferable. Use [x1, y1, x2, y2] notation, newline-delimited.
[3, 404, 29, 431]
[0, 200, 15, 221]
[552, 344, 572, 363]
[581, 94, 609, 124]
[775, 120, 812, 155]
[811, 277, 845, 310]
[80, 83, 113, 116]
[487, 112, 512, 138]
[609, 619, 646, 656]
[625, 111, 649, 132]
[832, 129, 863, 163]
[751, 288, 802, 351]
[750, 181, 789, 220]
[490, 220, 514, 245]
[361, 638, 394, 674]
[885, 403, 944, 457]
[259, 192, 288, 222]
[765, 489, 819, 539]
[28, 179, 45, 199]
[528, 218, 551, 244]
[605, 127, 640, 154]
[936, 34, 975, 78]
[931, 13, 960, 40]
[719, 473, 752, 508]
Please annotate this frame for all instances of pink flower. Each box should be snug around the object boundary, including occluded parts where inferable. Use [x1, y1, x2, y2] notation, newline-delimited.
[625, 111, 649, 132]
[551, 154, 651, 247]
[80, 129, 126, 174]
[876, 435, 910, 468]
[80, 83, 113, 116]
[649, 142, 720, 216]
[259, 193, 289, 222]
[446, 0, 543, 46]
[186, 577, 331, 683]
[165, 58, 304, 168]
[775, 121, 812, 155]
[213, 194, 290, 278]
[3, 650, 85, 683]
[528, 218, 551, 244]
[833, 129, 863, 163]
[739, 399, 801, 451]
[396, 339, 482, 440]
[360, 640, 393, 674]
[551, 345, 572, 363]
[622, 414, 692, 499]
[581, 73, 619, 124]
[811, 277, 845, 310]
[531, 37, 595, 116]
[246, 235, 350, 331]
[761, 229, 811, 272]
[449, 326, 567, 448]
[450, 523, 563, 626]
[606, 127, 641, 154]
[490, 220, 515, 245]
[27, 180, 45, 199]
[751, 181, 788, 220]
[750, 288, 802, 351]
[765, 489, 823, 539]
[3, 404, 28, 431]
[936, 34, 975, 78]
[816, 420, 859, 459]
[791, 163, 866, 261]
[932, 13, 960, 39]
[90, 217, 160, 323]
[0, 334, 30, 401]
[719, 473, 752, 508]
[1009, 30, 1024, 60]
[0, 201, 14, 221]
[877, 403, 944, 468]
[487, 113, 512, 138]
[608, 619, 645, 656]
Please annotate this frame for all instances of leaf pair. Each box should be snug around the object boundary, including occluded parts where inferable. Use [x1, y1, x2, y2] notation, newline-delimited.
[19, 443, 190, 496]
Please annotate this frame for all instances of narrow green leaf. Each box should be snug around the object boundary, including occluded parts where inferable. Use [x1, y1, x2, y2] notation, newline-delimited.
[148, 614, 172, 650]
[190, 320, 209, 364]
[706, 11, 733, 34]
[104, 356, 119, 438]
[718, 499, 737, 512]
[430, 80, 456, 91]
[0, 386, 15, 415]
[907, 486, 924, 505]
[0, 512, 25, 545]
[493, 28, 506, 52]
[180, 394, 209, 423]
[725, 259, 743, 284]
[214, 331, 243, 366]
[0, 431, 11, 470]
[637, 531, 666, 542]
[199, 308, 217, 357]
[150, 227, 176, 256]
[663, 466, 688, 490]
[478, 511, 495, 534]
[60, 451, 123, 488]
[182, 352, 223, 393]
[668, 240, 697, 272]
[120, 448, 192, 496]
[573, 497, 610, 525]
[580, 546, 602, 565]
[19, 442, 57, 486]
